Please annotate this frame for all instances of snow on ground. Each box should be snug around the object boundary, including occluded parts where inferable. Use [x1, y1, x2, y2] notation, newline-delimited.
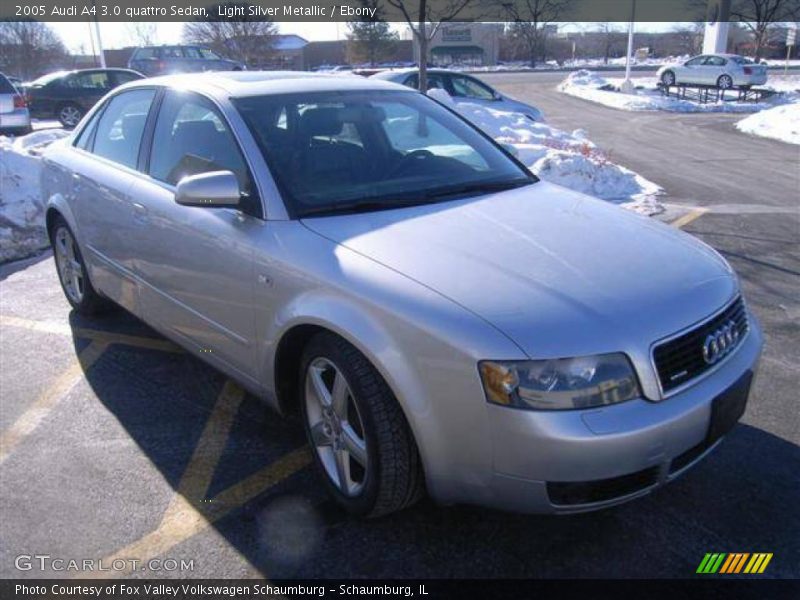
[736, 103, 800, 145]
[558, 70, 800, 113]
[427, 88, 663, 216]
[0, 130, 69, 263]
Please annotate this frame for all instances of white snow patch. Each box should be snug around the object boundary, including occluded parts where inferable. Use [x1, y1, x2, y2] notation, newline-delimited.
[558, 70, 799, 113]
[736, 103, 800, 145]
[428, 88, 663, 215]
[0, 130, 69, 262]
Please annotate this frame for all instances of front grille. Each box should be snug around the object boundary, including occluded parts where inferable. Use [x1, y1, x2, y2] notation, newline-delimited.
[653, 296, 748, 394]
[547, 467, 659, 506]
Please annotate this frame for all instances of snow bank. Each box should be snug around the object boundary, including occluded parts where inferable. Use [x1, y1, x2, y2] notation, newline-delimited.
[558, 69, 799, 113]
[0, 130, 69, 263]
[428, 88, 663, 215]
[736, 103, 800, 145]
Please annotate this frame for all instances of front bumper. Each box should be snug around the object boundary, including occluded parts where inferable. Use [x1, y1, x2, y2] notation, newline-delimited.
[0, 108, 31, 131]
[479, 315, 763, 514]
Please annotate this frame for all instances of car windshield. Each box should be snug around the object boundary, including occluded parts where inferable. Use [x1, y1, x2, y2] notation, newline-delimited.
[234, 90, 535, 217]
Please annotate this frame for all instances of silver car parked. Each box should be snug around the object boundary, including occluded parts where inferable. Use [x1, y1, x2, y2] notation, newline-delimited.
[658, 54, 768, 89]
[371, 68, 544, 121]
[43, 72, 762, 516]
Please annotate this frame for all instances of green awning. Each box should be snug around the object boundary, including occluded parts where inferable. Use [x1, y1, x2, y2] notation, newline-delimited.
[430, 45, 484, 56]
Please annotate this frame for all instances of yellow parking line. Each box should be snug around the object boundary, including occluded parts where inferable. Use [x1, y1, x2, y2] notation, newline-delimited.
[0, 340, 108, 466]
[160, 380, 246, 526]
[0, 314, 183, 353]
[81, 447, 310, 579]
[670, 207, 708, 229]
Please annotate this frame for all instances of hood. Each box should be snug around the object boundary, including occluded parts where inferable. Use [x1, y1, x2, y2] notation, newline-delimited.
[302, 182, 736, 359]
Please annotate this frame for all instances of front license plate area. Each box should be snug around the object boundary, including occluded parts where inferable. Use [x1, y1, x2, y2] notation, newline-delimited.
[706, 370, 753, 445]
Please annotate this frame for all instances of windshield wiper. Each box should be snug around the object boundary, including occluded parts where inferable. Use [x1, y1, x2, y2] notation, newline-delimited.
[298, 179, 534, 218]
[423, 178, 533, 200]
[298, 197, 430, 218]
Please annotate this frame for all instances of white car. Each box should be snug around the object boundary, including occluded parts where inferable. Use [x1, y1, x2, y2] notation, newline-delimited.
[657, 54, 767, 89]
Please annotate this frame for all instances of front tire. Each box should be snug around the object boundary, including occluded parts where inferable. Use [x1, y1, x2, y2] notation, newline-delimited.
[661, 70, 675, 86]
[300, 332, 424, 517]
[50, 216, 111, 315]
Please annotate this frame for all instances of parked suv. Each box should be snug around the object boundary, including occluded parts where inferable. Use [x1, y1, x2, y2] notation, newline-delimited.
[128, 45, 245, 76]
[25, 68, 143, 128]
[42, 72, 762, 517]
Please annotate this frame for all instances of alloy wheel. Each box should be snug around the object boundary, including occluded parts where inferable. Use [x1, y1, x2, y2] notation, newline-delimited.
[718, 75, 733, 90]
[59, 105, 82, 128]
[54, 227, 84, 304]
[304, 357, 368, 497]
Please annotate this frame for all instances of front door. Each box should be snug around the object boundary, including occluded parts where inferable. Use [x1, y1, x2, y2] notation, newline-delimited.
[131, 90, 263, 382]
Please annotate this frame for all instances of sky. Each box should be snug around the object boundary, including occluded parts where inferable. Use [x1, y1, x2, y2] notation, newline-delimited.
[47, 21, 681, 54]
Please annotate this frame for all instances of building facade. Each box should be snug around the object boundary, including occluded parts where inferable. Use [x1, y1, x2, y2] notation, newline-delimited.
[413, 23, 502, 67]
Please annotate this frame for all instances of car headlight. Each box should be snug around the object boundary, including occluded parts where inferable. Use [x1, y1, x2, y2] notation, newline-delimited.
[479, 353, 640, 411]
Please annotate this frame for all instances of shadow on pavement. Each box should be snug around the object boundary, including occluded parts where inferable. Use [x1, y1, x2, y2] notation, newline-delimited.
[69, 309, 800, 579]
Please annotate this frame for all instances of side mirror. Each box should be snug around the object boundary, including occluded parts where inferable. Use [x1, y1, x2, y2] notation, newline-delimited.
[175, 171, 241, 208]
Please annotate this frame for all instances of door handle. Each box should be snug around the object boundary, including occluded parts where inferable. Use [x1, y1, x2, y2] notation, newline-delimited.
[132, 202, 148, 222]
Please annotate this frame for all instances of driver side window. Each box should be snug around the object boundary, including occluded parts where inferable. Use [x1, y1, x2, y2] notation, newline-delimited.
[685, 56, 706, 66]
[148, 91, 261, 217]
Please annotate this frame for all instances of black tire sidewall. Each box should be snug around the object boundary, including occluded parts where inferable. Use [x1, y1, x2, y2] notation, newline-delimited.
[662, 71, 674, 85]
[50, 217, 103, 313]
[299, 334, 381, 516]
[718, 75, 733, 89]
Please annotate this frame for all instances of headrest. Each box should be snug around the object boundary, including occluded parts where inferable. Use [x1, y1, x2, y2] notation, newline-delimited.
[121, 113, 147, 142]
[173, 120, 219, 142]
[299, 108, 343, 137]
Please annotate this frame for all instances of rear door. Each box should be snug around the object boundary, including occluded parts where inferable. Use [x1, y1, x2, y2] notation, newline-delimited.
[130, 89, 262, 381]
[67, 70, 112, 111]
[70, 88, 157, 312]
[703, 55, 727, 84]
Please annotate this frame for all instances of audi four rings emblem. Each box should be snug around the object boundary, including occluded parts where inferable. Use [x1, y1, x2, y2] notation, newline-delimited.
[702, 320, 740, 365]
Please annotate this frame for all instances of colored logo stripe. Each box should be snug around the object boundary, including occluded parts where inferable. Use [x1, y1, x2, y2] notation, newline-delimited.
[697, 553, 773, 574]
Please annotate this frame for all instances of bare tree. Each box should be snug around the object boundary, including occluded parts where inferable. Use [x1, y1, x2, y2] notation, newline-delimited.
[501, 0, 573, 67]
[183, 2, 278, 67]
[670, 22, 704, 56]
[128, 23, 158, 47]
[347, 0, 399, 66]
[596, 22, 626, 64]
[0, 20, 68, 79]
[384, 0, 476, 91]
[730, 0, 800, 59]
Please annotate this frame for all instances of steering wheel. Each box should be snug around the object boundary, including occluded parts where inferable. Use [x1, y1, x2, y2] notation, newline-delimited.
[386, 149, 434, 178]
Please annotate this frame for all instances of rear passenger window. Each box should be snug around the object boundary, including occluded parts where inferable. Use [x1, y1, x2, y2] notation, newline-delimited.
[91, 89, 155, 169]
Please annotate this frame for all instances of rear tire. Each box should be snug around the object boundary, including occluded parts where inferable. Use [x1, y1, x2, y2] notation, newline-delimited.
[57, 103, 83, 129]
[50, 216, 112, 315]
[717, 74, 733, 90]
[299, 332, 424, 517]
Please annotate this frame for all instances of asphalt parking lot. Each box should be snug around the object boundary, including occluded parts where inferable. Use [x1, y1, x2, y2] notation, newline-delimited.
[1, 71, 798, 579]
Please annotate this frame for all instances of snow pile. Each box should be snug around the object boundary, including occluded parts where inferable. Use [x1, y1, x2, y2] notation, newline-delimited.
[0, 130, 69, 263]
[558, 69, 799, 113]
[736, 103, 800, 145]
[427, 88, 663, 215]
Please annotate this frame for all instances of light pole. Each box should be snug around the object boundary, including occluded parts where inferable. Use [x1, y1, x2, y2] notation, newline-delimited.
[91, 0, 106, 68]
[621, 0, 637, 94]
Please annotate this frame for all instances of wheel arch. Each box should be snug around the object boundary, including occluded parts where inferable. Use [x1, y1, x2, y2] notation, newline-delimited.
[268, 300, 433, 472]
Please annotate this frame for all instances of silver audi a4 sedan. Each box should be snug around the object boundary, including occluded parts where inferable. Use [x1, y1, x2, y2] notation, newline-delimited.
[42, 72, 763, 517]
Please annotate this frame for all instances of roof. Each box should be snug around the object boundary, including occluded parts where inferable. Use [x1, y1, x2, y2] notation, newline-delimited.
[126, 70, 408, 97]
[272, 34, 309, 51]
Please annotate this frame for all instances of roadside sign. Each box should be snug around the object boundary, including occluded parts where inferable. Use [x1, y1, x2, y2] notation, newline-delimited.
[787, 26, 796, 47]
